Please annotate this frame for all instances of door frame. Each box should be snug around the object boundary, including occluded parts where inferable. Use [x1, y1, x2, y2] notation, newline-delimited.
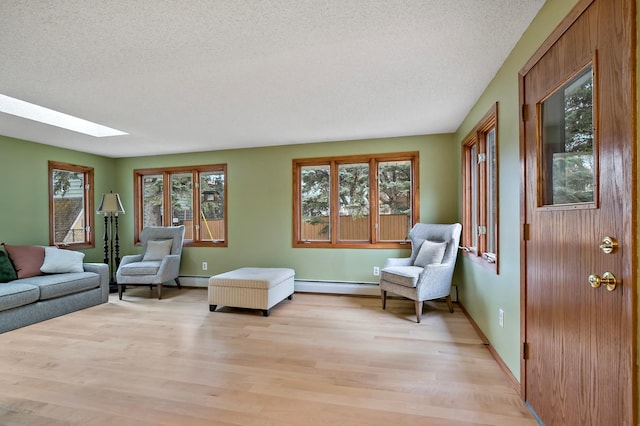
[518, 0, 637, 421]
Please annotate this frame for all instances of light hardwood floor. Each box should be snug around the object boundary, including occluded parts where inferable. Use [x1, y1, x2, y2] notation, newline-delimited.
[0, 288, 537, 425]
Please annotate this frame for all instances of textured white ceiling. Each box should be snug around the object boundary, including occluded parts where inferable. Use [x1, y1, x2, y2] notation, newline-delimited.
[0, 0, 545, 158]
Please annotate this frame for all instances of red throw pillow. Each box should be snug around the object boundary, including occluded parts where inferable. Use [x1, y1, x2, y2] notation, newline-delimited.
[2, 243, 45, 279]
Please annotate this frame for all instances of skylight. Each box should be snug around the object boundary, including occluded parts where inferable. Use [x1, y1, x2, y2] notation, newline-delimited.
[0, 94, 128, 137]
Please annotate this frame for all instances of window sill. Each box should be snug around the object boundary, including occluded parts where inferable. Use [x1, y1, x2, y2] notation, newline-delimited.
[293, 241, 412, 249]
[134, 241, 227, 248]
[56, 242, 94, 250]
[185, 241, 228, 248]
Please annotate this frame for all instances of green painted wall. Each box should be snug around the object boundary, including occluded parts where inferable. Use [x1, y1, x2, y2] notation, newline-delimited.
[0, 134, 456, 284]
[454, 0, 583, 381]
[115, 134, 458, 281]
[0, 135, 117, 262]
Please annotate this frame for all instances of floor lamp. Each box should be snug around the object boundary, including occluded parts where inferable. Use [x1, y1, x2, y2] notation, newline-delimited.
[97, 192, 125, 292]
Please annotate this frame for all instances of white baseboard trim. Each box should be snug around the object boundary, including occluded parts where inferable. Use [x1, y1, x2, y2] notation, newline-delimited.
[171, 276, 380, 295]
[174, 276, 209, 288]
[172, 276, 457, 300]
[294, 280, 380, 296]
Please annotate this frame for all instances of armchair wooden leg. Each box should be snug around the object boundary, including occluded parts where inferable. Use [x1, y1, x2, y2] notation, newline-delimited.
[118, 284, 124, 300]
[381, 290, 387, 310]
[446, 295, 454, 313]
[415, 300, 423, 323]
[175, 277, 182, 289]
[158, 284, 162, 300]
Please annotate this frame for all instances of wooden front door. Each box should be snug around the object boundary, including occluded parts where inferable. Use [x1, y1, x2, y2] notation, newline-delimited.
[520, 0, 635, 424]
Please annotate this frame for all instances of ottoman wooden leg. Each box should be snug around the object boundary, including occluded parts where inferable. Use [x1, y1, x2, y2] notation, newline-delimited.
[263, 309, 270, 317]
[209, 305, 217, 312]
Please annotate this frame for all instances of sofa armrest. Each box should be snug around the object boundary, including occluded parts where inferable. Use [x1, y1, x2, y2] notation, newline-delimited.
[83, 262, 110, 302]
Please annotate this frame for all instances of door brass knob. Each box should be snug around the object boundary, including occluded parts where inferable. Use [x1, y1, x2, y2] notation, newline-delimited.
[588, 272, 618, 291]
[599, 236, 618, 254]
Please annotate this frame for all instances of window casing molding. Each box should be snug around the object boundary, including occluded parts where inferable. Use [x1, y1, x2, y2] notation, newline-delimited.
[48, 161, 95, 249]
[133, 164, 227, 247]
[461, 103, 499, 272]
[293, 151, 419, 249]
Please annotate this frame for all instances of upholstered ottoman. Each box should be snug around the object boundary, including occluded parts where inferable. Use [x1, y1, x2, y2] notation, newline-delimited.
[208, 267, 294, 316]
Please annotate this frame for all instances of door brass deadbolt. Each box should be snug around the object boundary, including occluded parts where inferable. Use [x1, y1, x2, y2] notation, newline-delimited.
[588, 272, 618, 292]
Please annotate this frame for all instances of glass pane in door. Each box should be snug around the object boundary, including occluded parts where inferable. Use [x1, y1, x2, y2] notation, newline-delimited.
[540, 65, 595, 206]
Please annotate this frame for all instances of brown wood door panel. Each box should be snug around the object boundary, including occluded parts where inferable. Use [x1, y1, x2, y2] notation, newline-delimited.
[520, 0, 635, 424]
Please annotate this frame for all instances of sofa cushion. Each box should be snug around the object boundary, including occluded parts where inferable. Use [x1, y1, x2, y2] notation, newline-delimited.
[0, 283, 40, 312]
[118, 261, 161, 276]
[2, 243, 45, 279]
[17, 272, 100, 300]
[413, 240, 447, 267]
[41, 247, 85, 274]
[380, 266, 423, 288]
[0, 251, 17, 283]
[142, 239, 173, 261]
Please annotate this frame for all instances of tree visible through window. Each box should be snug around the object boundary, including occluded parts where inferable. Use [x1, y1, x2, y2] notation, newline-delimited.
[541, 65, 595, 206]
[293, 152, 418, 248]
[134, 165, 227, 246]
[49, 161, 94, 249]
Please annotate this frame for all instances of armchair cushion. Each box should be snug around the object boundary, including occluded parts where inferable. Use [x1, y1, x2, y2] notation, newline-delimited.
[118, 260, 162, 276]
[380, 266, 423, 288]
[142, 239, 173, 261]
[413, 240, 447, 267]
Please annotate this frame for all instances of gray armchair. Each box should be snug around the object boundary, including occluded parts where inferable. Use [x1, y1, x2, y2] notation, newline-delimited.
[380, 223, 462, 323]
[116, 225, 185, 300]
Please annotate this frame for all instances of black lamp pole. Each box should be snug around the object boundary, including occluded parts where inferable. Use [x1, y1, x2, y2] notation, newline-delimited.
[102, 214, 109, 266]
[114, 214, 121, 269]
[97, 192, 125, 293]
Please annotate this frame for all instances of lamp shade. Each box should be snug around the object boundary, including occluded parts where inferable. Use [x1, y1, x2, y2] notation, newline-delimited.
[97, 192, 125, 214]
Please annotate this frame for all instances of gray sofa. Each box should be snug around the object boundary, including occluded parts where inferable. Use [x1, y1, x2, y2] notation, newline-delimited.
[0, 263, 109, 334]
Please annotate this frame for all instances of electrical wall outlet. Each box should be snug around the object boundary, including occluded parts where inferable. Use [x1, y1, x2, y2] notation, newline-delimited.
[498, 308, 504, 328]
[373, 266, 380, 276]
[202, 262, 208, 271]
